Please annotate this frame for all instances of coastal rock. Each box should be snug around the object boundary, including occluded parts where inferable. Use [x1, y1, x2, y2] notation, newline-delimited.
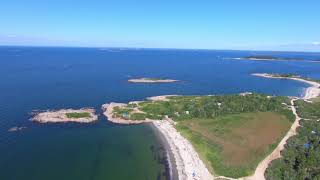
[8, 126, 27, 132]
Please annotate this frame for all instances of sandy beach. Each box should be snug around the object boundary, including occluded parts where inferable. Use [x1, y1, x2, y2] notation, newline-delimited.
[153, 120, 213, 180]
[252, 73, 320, 100]
[32, 108, 98, 123]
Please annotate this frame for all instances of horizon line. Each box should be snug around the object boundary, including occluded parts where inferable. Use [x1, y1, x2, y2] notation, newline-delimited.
[0, 44, 319, 54]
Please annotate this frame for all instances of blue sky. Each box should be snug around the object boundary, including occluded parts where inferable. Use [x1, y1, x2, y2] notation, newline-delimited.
[0, 0, 319, 51]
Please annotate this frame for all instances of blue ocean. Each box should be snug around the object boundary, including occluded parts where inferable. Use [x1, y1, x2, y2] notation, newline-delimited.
[0, 46, 319, 180]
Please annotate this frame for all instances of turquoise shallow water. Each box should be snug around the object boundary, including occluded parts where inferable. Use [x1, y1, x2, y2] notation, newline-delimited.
[0, 47, 319, 180]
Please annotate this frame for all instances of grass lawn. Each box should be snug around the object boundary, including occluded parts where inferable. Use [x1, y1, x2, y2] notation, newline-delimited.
[65, 112, 91, 119]
[176, 112, 292, 178]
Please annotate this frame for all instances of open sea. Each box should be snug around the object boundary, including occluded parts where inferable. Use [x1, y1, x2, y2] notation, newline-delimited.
[0, 46, 319, 180]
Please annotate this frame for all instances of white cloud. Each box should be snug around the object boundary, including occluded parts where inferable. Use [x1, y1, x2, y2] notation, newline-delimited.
[312, 41, 320, 46]
[6, 35, 17, 38]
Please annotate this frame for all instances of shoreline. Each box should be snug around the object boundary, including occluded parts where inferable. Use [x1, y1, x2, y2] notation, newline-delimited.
[149, 123, 179, 180]
[152, 120, 213, 180]
[252, 73, 320, 100]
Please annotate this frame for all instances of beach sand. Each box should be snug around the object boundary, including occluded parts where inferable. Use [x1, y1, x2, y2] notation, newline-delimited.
[153, 120, 213, 180]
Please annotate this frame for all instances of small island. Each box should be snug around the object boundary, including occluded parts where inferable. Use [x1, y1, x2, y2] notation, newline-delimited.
[31, 108, 98, 123]
[128, 78, 179, 83]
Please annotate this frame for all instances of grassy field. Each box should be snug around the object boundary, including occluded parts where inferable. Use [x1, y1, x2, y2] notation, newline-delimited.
[111, 94, 295, 177]
[176, 112, 291, 177]
[65, 112, 91, 119]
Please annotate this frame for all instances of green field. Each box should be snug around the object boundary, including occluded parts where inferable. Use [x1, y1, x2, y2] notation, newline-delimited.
[112, 94, 295, 177]
[177, 112, 291, 177]
[65, 112, 91, 119]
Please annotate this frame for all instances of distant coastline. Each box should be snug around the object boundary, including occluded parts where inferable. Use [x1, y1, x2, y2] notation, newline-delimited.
[232, 55, 320, 63]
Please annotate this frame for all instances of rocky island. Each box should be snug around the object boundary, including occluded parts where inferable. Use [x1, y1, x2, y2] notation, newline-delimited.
[32, 108, 98, 123]
[128, 78, 179, 83]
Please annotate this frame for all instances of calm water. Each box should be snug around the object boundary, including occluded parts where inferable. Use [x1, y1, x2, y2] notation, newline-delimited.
[0, 47, 319, 180]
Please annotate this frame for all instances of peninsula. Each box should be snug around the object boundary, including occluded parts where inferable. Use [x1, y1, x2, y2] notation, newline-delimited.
[128, 78, 179, 83]
[252, 73, 320, 99]
[32, 108, 98, 123]
[102, 93, 296, 179]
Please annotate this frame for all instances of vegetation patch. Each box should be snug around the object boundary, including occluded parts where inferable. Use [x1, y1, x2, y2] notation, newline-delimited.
[65, 112, 91, 119]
